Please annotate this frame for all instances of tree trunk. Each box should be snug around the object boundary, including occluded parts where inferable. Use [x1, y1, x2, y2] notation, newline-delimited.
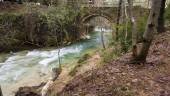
[124, 0, 128, 43]
[133, 0, 162, 63]
[101, 28, 106, 49]
[115, 0, 123, 40]
[0, 86, 3, 96]
[127, 0, 137, 57]
[157, 0, 166, 33]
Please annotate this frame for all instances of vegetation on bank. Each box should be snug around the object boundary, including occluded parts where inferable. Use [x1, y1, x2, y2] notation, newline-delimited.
[0, 4, 88, 52]
[111, 6, 148, 54]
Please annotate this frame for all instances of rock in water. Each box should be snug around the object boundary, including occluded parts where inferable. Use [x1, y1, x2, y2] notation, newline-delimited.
[15, 83, 45, 96]
[51, 67, 61, 81]
[15, 87, 40, 96]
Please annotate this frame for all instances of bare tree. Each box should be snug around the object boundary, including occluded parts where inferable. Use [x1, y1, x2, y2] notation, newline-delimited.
[157, 0, 166, 33]
[127, 0, 137, 57]
[124, 0, 128, 43]
[115, 0, 123, 40]
[133, 0, 162, 63]
[101, 28, 106, 49]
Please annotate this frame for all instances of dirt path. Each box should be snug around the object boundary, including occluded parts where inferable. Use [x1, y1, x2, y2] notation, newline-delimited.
[57, 31, 170, 96]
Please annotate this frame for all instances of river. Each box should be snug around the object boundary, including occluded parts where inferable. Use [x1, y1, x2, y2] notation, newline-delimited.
[0, 27, 112, 96]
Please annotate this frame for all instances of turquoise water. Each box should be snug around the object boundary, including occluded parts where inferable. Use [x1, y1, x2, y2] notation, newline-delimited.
[0, 28, 112, 96]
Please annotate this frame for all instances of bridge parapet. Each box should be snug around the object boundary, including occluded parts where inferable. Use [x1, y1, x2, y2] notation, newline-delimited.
[80, 7, 117, 24]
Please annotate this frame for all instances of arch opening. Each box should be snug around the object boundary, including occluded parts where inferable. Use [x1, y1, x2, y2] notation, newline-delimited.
[81, 14, 115, 36]
[80, 15, 115, 48]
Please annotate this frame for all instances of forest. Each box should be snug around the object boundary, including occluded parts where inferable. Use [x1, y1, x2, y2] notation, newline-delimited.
[0, 0, 170, 96]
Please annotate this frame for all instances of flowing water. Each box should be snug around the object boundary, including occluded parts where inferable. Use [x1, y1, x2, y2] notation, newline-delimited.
[0, 28, 112, 96]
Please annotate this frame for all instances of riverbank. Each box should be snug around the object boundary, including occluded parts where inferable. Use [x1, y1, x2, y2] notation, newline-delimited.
[15, 49, 102, 96]
[0, 28, 112, 96]
[14, 30, 170, 96]
[56, 30, 170, 96]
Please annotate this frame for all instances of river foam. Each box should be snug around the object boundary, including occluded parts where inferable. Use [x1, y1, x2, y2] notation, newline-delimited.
[38, 46, 83, 66]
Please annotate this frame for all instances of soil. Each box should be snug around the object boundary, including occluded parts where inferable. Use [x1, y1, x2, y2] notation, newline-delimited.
[57, 30, 170, 96]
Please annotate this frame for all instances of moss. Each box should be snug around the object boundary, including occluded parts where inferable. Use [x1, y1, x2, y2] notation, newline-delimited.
[136, 16, 148, 41]
[69, 53, 91, 76]
[77, 54, 91, 63]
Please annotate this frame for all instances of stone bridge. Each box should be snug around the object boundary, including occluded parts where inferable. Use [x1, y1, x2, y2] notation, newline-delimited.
[78, 7, 118, 37]
[80, 7, 117, 23]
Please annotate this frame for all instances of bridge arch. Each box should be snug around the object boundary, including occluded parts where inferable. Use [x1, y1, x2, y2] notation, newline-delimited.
[79, 12, 116, 39]
[81, 13, 114, 24]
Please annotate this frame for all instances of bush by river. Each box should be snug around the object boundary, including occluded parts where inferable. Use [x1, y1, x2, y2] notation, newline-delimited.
[0, 4, 85, 52]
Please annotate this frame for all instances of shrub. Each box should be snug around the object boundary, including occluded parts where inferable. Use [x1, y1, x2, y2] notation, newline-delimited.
[100, 45, 121, 64]
[110, 12, 148, 54]
[0, 5, 86, 52]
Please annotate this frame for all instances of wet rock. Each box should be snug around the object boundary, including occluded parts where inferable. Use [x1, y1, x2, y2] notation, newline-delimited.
[15, 87, 40, 96]
[15, 82, 45, 96]
[39, 72, 46, 77]
[51, 67, 62, 81]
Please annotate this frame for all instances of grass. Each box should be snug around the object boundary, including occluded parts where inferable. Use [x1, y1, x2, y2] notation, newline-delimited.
[69, 53, 91, 76]
[100, 42, 122, 65]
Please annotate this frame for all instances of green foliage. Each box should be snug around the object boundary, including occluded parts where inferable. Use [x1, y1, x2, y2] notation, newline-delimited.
[69, 63, 81, 76]
[114, 20, 132, 53]
[165, 4, 170, 21]
[0, 13, 24, 51]
[0, 5, 86, 52]
[43, 6, 81, 42]
[77, 54, 91, 63]
[101, 46, 121, 64]
[136, 16, 147, 41]
[111, 14, 147, 54]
